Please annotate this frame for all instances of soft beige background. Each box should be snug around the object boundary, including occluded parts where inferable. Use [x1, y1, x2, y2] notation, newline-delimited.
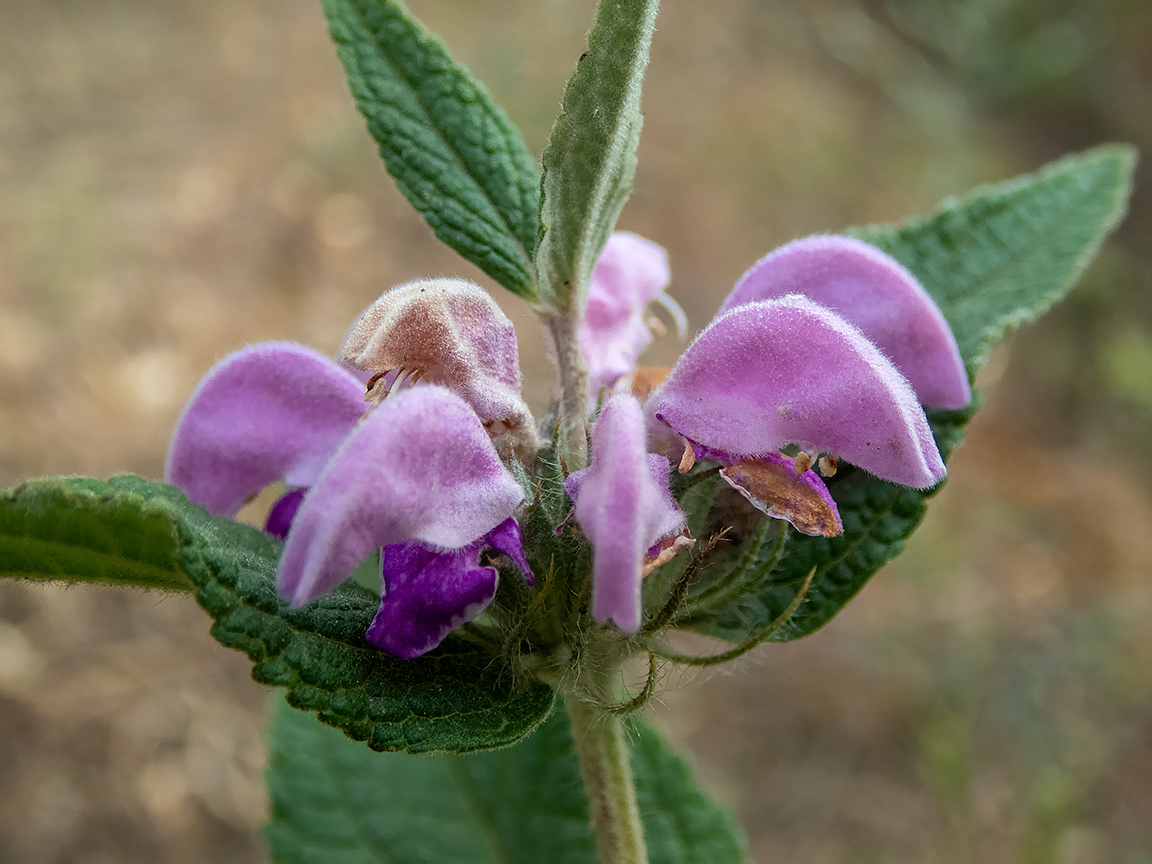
[1, 1, 1150, 861]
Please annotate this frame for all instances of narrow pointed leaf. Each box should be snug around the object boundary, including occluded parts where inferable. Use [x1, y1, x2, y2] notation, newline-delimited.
[690, 146, 1135, 643]
[267, 702, 749, 864]
[857, 145, 1137, 375]
[322, 0, 540, 298]
[535, 0, 660, 306]
[0, 475, 554, 753]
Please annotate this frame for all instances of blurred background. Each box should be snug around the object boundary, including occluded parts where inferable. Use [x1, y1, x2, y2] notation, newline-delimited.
[1, 0, 1149, 861]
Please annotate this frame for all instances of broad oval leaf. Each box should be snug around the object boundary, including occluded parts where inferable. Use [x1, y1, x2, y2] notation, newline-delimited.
[267, 701, 749, 864]
[323, 0, 541, 299]
[689, 146, 1135, 644]
[0, 475, 554, 753]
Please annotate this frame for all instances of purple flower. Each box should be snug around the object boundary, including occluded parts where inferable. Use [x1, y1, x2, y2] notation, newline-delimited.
[166, 279, 538, 659]
[579, 234, 969, 539]
[653, 294, 947, 489]
[278, 385, 531, 658]
[165, 342, 367, 519]
[580, 232, 684, 399]
[563, 394, 686, 631]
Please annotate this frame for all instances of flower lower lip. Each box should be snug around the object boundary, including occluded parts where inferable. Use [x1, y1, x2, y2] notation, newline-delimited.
[720, 454, 843, 538]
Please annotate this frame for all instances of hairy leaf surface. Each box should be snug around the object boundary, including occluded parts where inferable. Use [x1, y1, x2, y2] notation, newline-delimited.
[0, 475, 554, 753]
[267, 703, 748, 863]
[323, 0, 540, 298]
[535, 0, 660, 306]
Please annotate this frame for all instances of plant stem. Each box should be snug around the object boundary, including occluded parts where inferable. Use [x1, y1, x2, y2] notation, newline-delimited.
[564, 691, 647, 864]
[546, 305, 589, 472]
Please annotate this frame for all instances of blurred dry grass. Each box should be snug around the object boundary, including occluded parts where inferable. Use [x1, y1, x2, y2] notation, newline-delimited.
[1, 0, 1150, 861]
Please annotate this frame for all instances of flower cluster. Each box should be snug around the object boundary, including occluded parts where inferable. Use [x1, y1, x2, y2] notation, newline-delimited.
[166, 233, 968, 657]
[166, 282, 536, 659]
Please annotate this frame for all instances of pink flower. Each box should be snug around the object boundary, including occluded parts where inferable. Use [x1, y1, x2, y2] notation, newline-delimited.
[581, 232, 682, 399]
[563, 394, 686, 630]
[166, 280, 537, 659]
[569, 233, 970, 631]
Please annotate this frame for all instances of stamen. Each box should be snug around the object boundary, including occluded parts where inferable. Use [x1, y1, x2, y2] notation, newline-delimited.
[364, 366, 424, 405]
[364, 369, 395, 403]
[793, 451, 814, 474]
[646, 315, 668, 339]
[483, 418, 510, 437]
[650, 291, 689, 341]
[642, 531, 695, 577]
[386, 367, 417, 401]
[818, 455, 838, 477]
[678, 438, 696, 474]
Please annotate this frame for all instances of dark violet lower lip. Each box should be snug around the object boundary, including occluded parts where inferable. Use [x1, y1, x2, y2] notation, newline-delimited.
[265, 487, 308, 540]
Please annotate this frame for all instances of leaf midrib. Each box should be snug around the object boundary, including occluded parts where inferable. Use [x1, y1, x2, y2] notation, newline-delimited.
[444, 758, 512, 864]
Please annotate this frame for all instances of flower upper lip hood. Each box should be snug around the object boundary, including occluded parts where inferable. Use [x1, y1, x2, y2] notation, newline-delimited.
[718, 235, 971, 411]
[277, 384, 527, 608]
[339, 277, 540, 458]
[164, 342, 366, 517]
[651, 294, 947, 490]
[580, 232, 682, 399]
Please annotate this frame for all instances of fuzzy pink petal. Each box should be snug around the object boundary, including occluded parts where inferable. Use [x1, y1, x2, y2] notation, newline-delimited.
[564, 394, 684, 631]
[581, 232, 671, 395]
[652, 296, 946, 489]
[277, 386, 525, 607]
[164, 342, 365, 516]
[719, 235, 970, 409]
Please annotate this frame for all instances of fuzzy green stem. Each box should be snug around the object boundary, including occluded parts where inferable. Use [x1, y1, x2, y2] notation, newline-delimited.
[564, 692, 647, 864]
[546, 305, 589, 472]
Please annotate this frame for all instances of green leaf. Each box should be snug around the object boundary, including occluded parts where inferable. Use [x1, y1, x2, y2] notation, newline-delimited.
[0, 475, 554, 753]
[535, 0, 660, 307]
[631, 716, 750, 864]
[1, 476, 193, 592]
[856, 145, 1137, 375]
[267, 701, 749, 864]
[322, 0, 540, 299]
[691, 146, 1135, 645]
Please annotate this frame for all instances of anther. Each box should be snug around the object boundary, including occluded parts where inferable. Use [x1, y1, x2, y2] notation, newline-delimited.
[678, 438, 696, 474]
[364, 369, 394, 403]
